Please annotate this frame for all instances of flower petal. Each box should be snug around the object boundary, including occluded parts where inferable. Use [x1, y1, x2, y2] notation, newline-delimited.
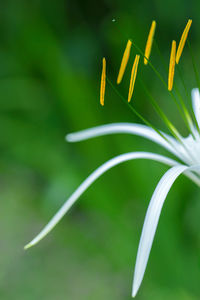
[132, 164, 189, 297]
[24, 152, 179, 249]
[191, 88, 200, 130]
[66, 123, 182, 159]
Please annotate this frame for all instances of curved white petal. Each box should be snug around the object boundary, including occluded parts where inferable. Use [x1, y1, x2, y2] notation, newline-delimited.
[24, 152, 179, 249]
[192, 88, 200, 130]
[66, 123, 183, 159]
[132, 164, 199, 297]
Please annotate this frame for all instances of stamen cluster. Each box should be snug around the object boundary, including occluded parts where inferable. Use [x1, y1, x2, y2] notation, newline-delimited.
[100, 19, 192, 104]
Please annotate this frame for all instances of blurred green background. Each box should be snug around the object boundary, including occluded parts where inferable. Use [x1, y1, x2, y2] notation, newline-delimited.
[1, 0, 200, 299]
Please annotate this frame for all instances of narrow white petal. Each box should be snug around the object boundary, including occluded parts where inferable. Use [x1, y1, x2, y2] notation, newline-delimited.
[24, 152, 179, 249]
[192, 88, 200, 130]
[186, 170, 200, 186]
[66, 123, 182, 159]
[132, 165, 188, 297]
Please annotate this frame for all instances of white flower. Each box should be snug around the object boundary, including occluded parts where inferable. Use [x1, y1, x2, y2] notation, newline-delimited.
[25, 89, 200, 297]
[24, 18, 200, 297]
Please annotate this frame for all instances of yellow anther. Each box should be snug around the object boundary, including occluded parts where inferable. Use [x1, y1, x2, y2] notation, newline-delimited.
[144, 20, 156, 65]
[176, 19, 192, 64]
[128, 55, 140, 102]
[168, 40, 176, 91]
[100, 57, 106, 106]
[117, 39, 132, 84]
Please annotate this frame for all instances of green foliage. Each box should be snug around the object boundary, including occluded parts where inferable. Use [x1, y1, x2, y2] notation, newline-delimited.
[1, 0, 200, 299]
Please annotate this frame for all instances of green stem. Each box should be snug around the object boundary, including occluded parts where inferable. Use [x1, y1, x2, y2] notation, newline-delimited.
[154, 40, 195, 137]
[132, 39, 192, 131]
[107, 77, 171, 145]
[107, 77, 195, 161]
[139, 79, 182, 142]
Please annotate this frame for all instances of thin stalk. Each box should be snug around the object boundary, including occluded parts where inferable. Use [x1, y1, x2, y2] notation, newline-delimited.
[107, 77, 171, 145]
[139, 79, 182, 141]
[132, 39, 193, 132]
[154, 40, 195, 137]
[107, 77, 194, 162]
[139, 79, 197, 161]
[173, 86, 195, 138]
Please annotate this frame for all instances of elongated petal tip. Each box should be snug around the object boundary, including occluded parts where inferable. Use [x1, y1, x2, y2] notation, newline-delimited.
[132, 268, 143, 298]
[24, 243, 33, 250]
[65, 133, 75, 142]
[65, 132, 88, 143]
[132, 284, 139, 297]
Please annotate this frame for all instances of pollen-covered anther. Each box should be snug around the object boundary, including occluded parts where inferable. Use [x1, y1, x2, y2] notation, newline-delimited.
[176, 19, 192, 64]
[117, 39, 132, 84]
[100, 57, 106, 106]
[128, 55, 140, 102]
[144, 20, 156, 65]
[168, 40, 176, 91]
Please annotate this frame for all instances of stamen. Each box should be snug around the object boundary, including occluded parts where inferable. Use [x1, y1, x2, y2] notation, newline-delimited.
[117, 39, 132, 84]
[100, 57, 106, 106]
[128, 55, 140, 102]
[168, 40, 176, 91]
[176, 19, 192, 64]
[144, 20, 156, 65]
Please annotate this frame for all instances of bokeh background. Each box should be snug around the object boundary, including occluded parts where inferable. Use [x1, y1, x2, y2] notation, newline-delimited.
[1, 0, 200, 299]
